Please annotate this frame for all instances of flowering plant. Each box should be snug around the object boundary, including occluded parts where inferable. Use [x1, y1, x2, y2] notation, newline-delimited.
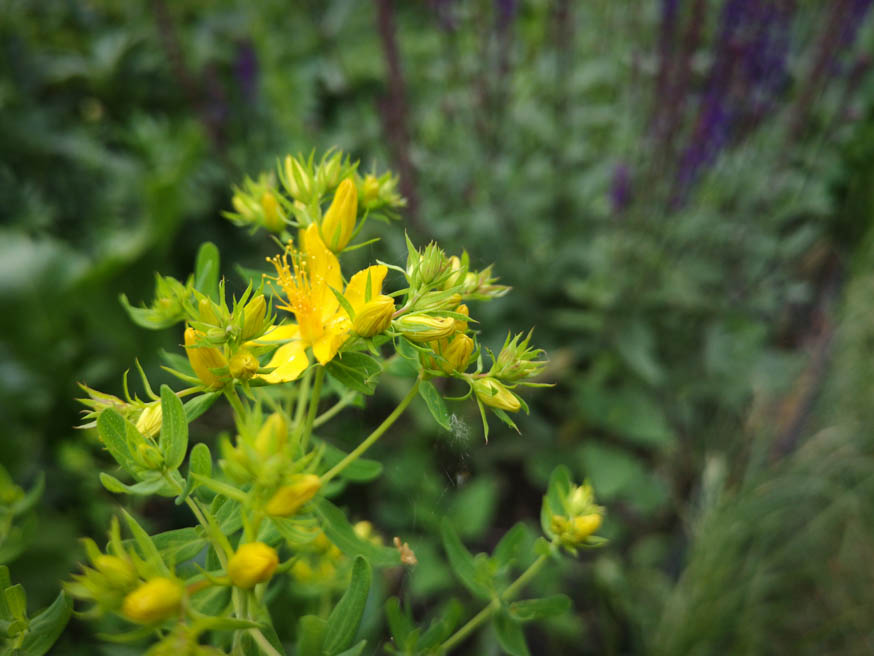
[4, 150, 607, 655]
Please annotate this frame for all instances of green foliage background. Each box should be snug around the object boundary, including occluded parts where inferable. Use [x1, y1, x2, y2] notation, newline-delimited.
[2, 1, 874, 653]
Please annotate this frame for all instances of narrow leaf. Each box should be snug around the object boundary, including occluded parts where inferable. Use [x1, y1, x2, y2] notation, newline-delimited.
[419, 380, 451, 431]
[159, 385, 188, 471]
[440, 518, 489, 598]
[323, 556, 372, 655]
[508, 595, 572, 622]
[315, 499, 400, 566]
[194, 242, 220, 301]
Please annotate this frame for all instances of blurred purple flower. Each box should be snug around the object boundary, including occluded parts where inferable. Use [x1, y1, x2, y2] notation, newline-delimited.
[610, 164, 633, 213]
[234, 40, 258, 103]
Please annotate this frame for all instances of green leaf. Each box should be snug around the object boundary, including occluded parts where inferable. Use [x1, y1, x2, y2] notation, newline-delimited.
[440, 518, 489, 598]
[119, 294, 180, 330]
[99, 472, 170, 496]
[314, 499, 400, 567]
[121, 510, 168, 575]
[494, 611, 531, 656]
[448, 477, 499, 540]
[159, 385, 188, 471]
[319, 442, 382, 482]
[323, 556, 372, 655]
[194, 241, 220, 301]
[508, 595, 572, 622]
[418, 599, 463, 650]
[384, 597, 413, 647]
[4, 585, 26, 620]
[296, 615, 327, 656]
[150, 527, 206, 563]
[189, 442, 212, 477]
[184, 392, 220, 423]
[334, 641, 367, 656]
[9, 474, 44, 516]
[492, 523, 530, 569]
[18, 591, 72, 656]
[96, 409, 139, 474]
[326, 351, 382, 395]
[418, 380, 451, 431]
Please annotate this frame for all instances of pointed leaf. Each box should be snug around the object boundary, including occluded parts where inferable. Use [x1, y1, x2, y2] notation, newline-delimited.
[419, 381, 451, 431]
[194, 242, 220, 301]
[494, 611, 530, 656]
[440, 518, 489, 598]
[508, 595, 572, 622]
[323, 556, 372, 655]
[314, 499, 400, 566]
[18, 591, 72, 656]
[159, 385, 188, 470]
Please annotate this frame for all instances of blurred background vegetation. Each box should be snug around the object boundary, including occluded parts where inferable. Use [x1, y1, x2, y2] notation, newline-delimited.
[2, 0, 874, 653]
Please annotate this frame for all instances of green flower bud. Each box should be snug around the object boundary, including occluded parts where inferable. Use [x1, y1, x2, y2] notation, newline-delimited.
[473, 377, 521, 412]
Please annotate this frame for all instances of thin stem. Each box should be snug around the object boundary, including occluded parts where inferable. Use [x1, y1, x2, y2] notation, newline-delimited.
[293, 368, 313, 432]
[300, 366, 324, 453]
[320, 377, 421, 484]
[249, 627, 284, 656]
[224, 385, 248, 424]
[313, 390, 357, 428]
[439, 553, 550, 653]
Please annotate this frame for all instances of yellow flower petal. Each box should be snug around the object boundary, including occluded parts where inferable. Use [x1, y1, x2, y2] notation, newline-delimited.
[254, 323, 300, 345]
[311, 320, 350, 366]
[343, 265, 388, 315]
[300, 224, 342, 321]
[262, 341, 310, 383]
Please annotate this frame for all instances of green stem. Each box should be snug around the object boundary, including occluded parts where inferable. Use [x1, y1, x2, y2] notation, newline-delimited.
[300, 366, 324, 453]
[224, 385, 248, 425]
[293, 368, 313, 432]
[439, 553, 550, 653]
[312, 390, 357, 428]
[320, 377, 421, 484]
[249, 627, 284, 656]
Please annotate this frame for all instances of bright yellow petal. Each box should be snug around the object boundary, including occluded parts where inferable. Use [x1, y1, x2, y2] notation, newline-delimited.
[254, 323, 300, 345]
[343, 265, 388, 315]
[311, 319, 351, 366]
[300, 224, 342, 321]
[261, 341, 310, 383]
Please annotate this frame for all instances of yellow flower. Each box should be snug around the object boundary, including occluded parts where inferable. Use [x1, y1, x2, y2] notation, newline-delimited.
[321, 178, 358, 251]
[473, 377, 521, 412]
[184, 327, 227, 389]
[264, 474, 322, 517]
[227, 542, 279, 589]
[260, 224, 388, 382]
[122, 578, 183, 624]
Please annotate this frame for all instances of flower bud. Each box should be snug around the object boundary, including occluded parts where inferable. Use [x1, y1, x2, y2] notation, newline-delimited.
[395, 315, 456, 343]
[198, 298, 219, 326]
[362, 175, 380, 204]
[136, 443, 164, 470]
[352, 295, 395, 337]
[122, 578, 183, 624]
[452, 304, 469, 333]
[227, 542, 279, 589]
[94, 555, 138, 589]
[254, 412, 288, 457]
[229, 349, 259, 380]
[443, 255, 465, 290]
[232, 193, 257, 220]
[241, 295, 268, 341]
[473, 377, 521, 412]
[260, 191, 285, 233]
[184, 327, 227, 389]
[264, 474, 322, 517]
[440, 334, 474, 374]
[291, 560, 313, 582]
[318, 153, 343, 189]
[283, 155, 311, 200]
[135, 404, 162, 439]
[569, 514, 602, 542]
[321, 178, 358, 251]
[417, 243, 446, 285]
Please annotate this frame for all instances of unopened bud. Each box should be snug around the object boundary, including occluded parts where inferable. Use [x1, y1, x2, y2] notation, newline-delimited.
[184, 327, 227, 389]
[260, 192, 285, 233]
[443, 255, 465, 290]
[570, 514, 602, 542]
[362, 175, 380, 204]
[198, 298, 219, 326]
[452, 304, 469, 333]
[254, 412, 288, 457]
[227, 542, 278, 589]
[135, 404, 162, 439]
[241, 294, 268, 341]
[122, 578, 183, 624]
[283, 156, 311, 199]
[94, 555, 138, 589]
[264, 474, 322, 517]
[473, 377, 521, 412]
[136, 443, 164, 470]
[321, 178, 358, 251]
[418, 243, 446, 285]
[229, 349, 259, 380]
[396, 315, 456, 343]
[440, 334, 474, 374]
[352, 295, 395, 337]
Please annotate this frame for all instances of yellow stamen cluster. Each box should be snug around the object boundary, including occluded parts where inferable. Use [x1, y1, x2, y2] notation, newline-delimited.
[269, 246, 331, 345]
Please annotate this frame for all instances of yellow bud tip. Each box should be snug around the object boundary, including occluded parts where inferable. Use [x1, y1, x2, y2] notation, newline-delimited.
[396, 315, 456, 343]
[473, 377, 521, 412]
[264, 474, 322, 517]
[254, 412, 289, 457]
[260, 191, 285, 233]
[352, 295, 395, 337]
[362, 175, 380, 203]
[227, 542, 279, 589]
[121, 577, 183, 624]
[94, 555, 138, 589]
[134, 404, 162, 438]
[570, 514, 602, 542]
[321, 178, 358, 251]
[184, 327, 227, 389]
[229, 349, 259, 380]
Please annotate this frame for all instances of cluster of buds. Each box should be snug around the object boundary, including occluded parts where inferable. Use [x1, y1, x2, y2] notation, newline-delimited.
[490, 330, 547, 382]
[280, 150, 357, 207]
[357, 171, 405, 214]
[419, 304, 475, 376]
[77, 368, 166, 441]
[66, 518, 184, 625]
[226, 174, 288, 234]
[548, 482, 605, 553]
[291, 523, 382, 587]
